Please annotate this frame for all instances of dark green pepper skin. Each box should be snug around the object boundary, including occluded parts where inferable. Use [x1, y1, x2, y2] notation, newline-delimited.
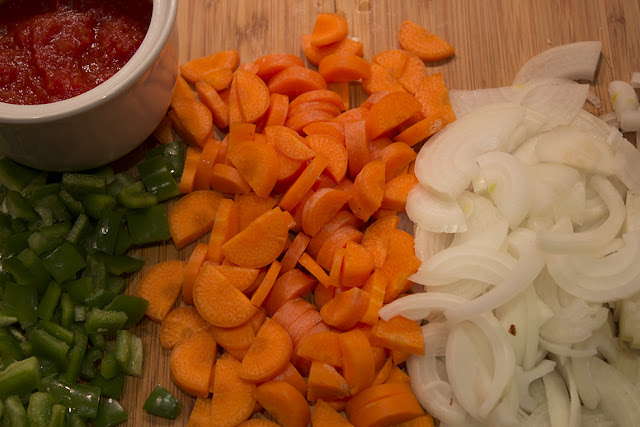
[142, 385, 181, 419]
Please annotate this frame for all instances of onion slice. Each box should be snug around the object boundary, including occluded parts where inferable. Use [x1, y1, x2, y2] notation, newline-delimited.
[406, 183, 467, 233]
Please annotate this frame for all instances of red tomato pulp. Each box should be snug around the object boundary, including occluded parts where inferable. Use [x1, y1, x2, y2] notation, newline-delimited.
[0, 0, 152, 105]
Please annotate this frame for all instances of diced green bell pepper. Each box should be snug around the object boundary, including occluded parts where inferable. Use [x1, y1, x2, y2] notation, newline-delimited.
[137, 156, 180, 202]
[2, 282, 38, 328]
[91, 398, 127, 427]
[143, 385, 181, 419]
[104, 295, 148, 328]
[0, 356, 41, 399]
[145, 141, 184, 177]
[27, 327, 69, 370]
[36, 282, 62, 321]
[126, 205, 170, 245]
[91, 211, 123, 255]
[61, 174, 106, 198]
[6, 190, 39, 223]
[61, 325, 88, 383]
[116, 181, 157, 209]
[27, 391, 53, 427]
[28, 222, 72, 256]
[115, 330, 144, 377]
[1, 395, 28, 427]
[48, 379, 101, 419]
[42, 242, 86, 283]
[47, 403, 66, 427]
[0, 157, 40, 191]
[84, 309, 127, 335]
[82, 194, 117, 221]
[0, 327, 25, 370]
[90, 374, 124, 400]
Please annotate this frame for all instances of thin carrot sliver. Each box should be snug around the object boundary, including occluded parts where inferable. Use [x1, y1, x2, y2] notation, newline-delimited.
[298, 252, 332, 287]
[195, 81, 230, 130]
[179, 146, 202, 194]
[170, 327, 217, 397]
[209, 163, 252, 195]
[182, 243, 210, 304]
[398, 19, 455, 62]
[135, 260, 186, 323]
[279, 154, 329, 211]
[207, 198, 240, 264]
[250, 260, 282, 307]
[280, 232, 311, 274]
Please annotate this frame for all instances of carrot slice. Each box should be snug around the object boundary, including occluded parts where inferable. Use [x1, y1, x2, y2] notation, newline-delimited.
[170, 327, 217, 397]
[168, 190, 223, 249]
[280, 232, 311, 274]
[328, 82, 350, 110]
[159, 305, 210, 349]
[360, 269, 388, 326]
[179, 146, 201, 194]
[306, 134, 348, 184]
[171, 97, 213, 148]
[362, 63, 406, 95]
[285, 110, 339, 134]
[288, 100, 342, 119]
[289, 89, 346, 112]
[302, 34, 364, 67]
[238, 317, 293, 382]
[348, 159, 386, 222]
[231, 192, 277, 232]
[310, 13, 349, 46]
[307, 210, 362, 258]
[135, 260, 186, 323]
[234, 69, 271, 123]
[265, 125, 317, 161]
[394, 115, 446, 147]
[220, 207, 289, 268]
[315, 224, 363, 271]
[250, 260, 281, 307]
[379, 142, 418, 182]
[255, 53, 305, 81]
[201, 67, 234, 90]
[264, 270, 317, 316]
[333, 107, 369, 129]
[195, 81, 230, 130]
[273, 362, 308, 397]
[371, 356, 394, 387]
[339, 328, 376, 395]
[254, 380, 311, 427]
[214, 265, 261, 292]
[298, 252, 332, 287]
[210, 353, 256, 426]
[361, 214, 400, 268]
[209, 163, 252, 195]
[271, 298, 316, 332]
[414, 72, 456, 124]
[153, 115, 177, 145]
[372, 49, 410, 80]
[227, 141, 280, 198]
[193, 139, 221, 191]
[392, 415, 436, 427]
[344, 119, 370, 179]
[209, 319, 256, 352]
[328, 247, 345, 288]
[182, 243, 210, 304]
[180, 50, 240, 82]
[261, 93, 290, 129]
[286, 305, 325, 347]
[348, 391, 425, 427]
[295, 330, 343, 367]
[192, 262, 258, 327]
[301, 188, 352, 236]
[341, 241, 375, 288]
[207, 198, 240, 264]
[187, 397, 212, 427]
[387, 228, 417, 258]
[227, 122, 256, 151]
[238, 420, 280, 427]
[381, 173, 418, 211]
[398, 53, 428, 95]
[398, 20, 455, 62]
[303, 121, 346, 144]
[318, 53, 371, 83]
[307, 361, 350, 401]
[172, 74, 196, 106]
[320, 287, 370, 330]
[268, 66, 328, 99]
[371, 315, 424, 356]
[312, 399, 354, 427]
[279, 154, 329, 211]
[365, 91, 422, 140]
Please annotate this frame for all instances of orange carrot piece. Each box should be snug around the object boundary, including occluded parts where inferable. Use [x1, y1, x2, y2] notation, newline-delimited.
[135, 260, 186, 323]
[362, 63, 406, 95]
[298, 252, 332, 287]
[265, 125, 317, 161]
[360, 269, 387, 326]
[320, 287, 370, 330]
[170, 327, 217, 397]
[187, 397, 212, 427]
[318, 53, 371, 83]
[398, 20, 455, 62]
[207, 198, 240, 264]
[274, 151, 307, 192]
[234, 68, 271, 123]
[172, 74, 196, 106]
[153, 115, 177, 145]
[372, 50, 410, 80]
[238, 420, 280, 427]
[279, 154, 329, 211]
[328, 247, 345, 288]
[255, 380, 311, 427]
[339, 329, 376, 395]
[238, 317, 293, 382]
[381, 253, 422, 303]
[179, 147, 200, 195]
[328, 82, 350, 110]
[307, 361, 350, 401]
[250, 260, 282, 307]
[192, 262, 258, 327]
[227, 122, 256, 151]
[234, 192, 278, 231]
[394, 115, 446, 146]
[391, 415, 436, 427]
[344, 119, 370, 179]
[302, 34, 364, 67]
[315, 224, 363, 271]
[180, 50, 240, 83]
[227, 141, 280, 198]
[261, 93, 290, 129]
[390, 349, 412, 365]
[271, 298, 316, 332]
[341, 241, 375, 288]
[361, 214, 400, 268]
[347, 391, 424, 427]
[288, 89, 346, 112]
[365, 91, 422, 140]
[371, 356, 394, 387]
[379, 142, 418, 182]
[280, 233, 311, 274]
[312, 399, 354, 427]
[159, 305, 210, 349]
[287, 100, 342, 119]
[182, 243, 210, 304]
[255, 53, 305, 82]
[361, 91, 391, 110]
[345, 383, 413, 417]
[414, 72, 456, 124]
[221, 207, 289, 268]
[171, 97, 213, 147]
[200, 67, 234, 90]
[237, 62, 260, 74]
[193, 139, 221, 191]
[295, 330, 343, 367]
[195, 81, 230, 130]
[264, 270, 317, 316]
[307, 210, 361, 258]
[168, 190, 223, 249]
[369, 136, 394, 161]
[311, 13, 348, 46]
[285, 110, 338, 134]
[313, 281, 336, 309]
[387, 228, 417, 258]
[348, 159, 386, 222]
[306, 134, 348, 184]
[228, 75, 243, 124]
[301, 188, 352, 236]
[333, 107, 369, 129]
[382, 173, 418, 211]
[269, 362, 307, 398]
[371, 315, 425, 355]
[268, 66, 327, 99]
[290, 320, 331, 377]
[209, 163, 252, 195]
[398, 53, 428, 95]
[210, 353, 256, 426]
[303, 121, 346, 144]
[215, 265, 261, 292]
[210, 320, 256, 352]
[286, 307, 325, 348]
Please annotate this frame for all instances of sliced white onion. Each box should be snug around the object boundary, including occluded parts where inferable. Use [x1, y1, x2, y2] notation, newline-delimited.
[551, 356, 582, 427]
[406, 183, 467, 233]
[413, 226, 453, 262]
[608, 80, 639, 121]
[542, 370, 571, 427]
[570, 356, 600, 409]
[571, 110, 614, 140]
[517, 79, 589, 131]
[426, 279, 492, 301]
[590, 355, 640, 427]
[618, 292, 640, 348]
[452, 191, 509, 249]
[511, 135, 540, 165]
[620, 108, 640, 132]
[539, 297, 609, 344]
[516, 360, 557, 413]
[538, 337, 597, 358]
[528, 163, 586, 226]
[449, 87, 516, 118]
[475, 152, 531, 229]
[586, 90, 602, 109]
[624, 191, 640, 233]
[414, 102, 526, 200]
[537, 175, 625, 254]
[608, 129, 640, 194]
[378, 292, 469, 322]
[513, 41, 601, 86]
[483, 379, 520, 427]
[523, 403, 552, 427]
[598, 111, 620, 128]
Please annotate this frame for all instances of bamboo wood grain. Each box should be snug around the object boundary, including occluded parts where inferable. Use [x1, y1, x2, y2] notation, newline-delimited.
[119, 1, 640, 425]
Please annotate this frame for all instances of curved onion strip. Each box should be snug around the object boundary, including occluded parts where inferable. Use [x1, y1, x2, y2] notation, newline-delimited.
[538, 337, 596, 358]
[518, 79, 589, 131]
[446, 231, 544, 323]
[625, 191, 640, 232]
[590, 356, 640, 427]
[378, 292, 469, 322]
[551, 356, 582, 427]
[523, 403, 552, 427]
[476, 152, 532, 229]
[542, 370, 571, 427]
[512, 135, 540, 165]
[515, 360, 557, 413]
[537, 176, 625, 254]
[513, 41, 601, 86]
[608, 129, 640, 194]
[570, 356, 600, 410]
[426, 279, 492, 300]
[449, 86, 516, 118]
[406, 183, 467, 233]
[539, 298, 609, 344]
[495, 290, 529, 366]
[452, 191, 509, 249]
[608, 80, 639, 121]
[410, 244, 517, 287]
[571, 110, 614, 140]
[413, 226, 453, 262]
[414, 102, 526, 200]
[484, 378, 520, 427]
[529, 163, 586, 226]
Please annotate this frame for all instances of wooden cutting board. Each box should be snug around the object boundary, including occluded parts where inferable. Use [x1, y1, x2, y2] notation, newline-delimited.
[121, 1, 640, 425]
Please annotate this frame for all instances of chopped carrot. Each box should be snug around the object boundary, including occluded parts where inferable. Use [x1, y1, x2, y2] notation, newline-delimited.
[254, 380, 311, 427]
[379, 142, 418, 182]
[228, 122, 256, 151]
[172, 74, 196, 106]
[227, 140, 280, 198]
[280, 232, 311, 274]
[348, 159, 386, 222]
[270, 362, 307, 397]
[195, 81, 230, 130]
[362, 63, 406, 95]
[298, 252, 332, 287]
[285, 110, 339, 134]
[381, 253, 421, 303]
[311, 13, 349, 46]
[369, 136, 394, 161]
[170, 327, 217, 397]
[391, 349, 412, 365]
[221, 207, 289, 268]
[347, 388, 424, 426]
[320, 287, 370, 330]
[152, 115, 177, 145]
[182, 243, 210, 304]
[393, 115, 446, 146]
[209, 163, 253, 194]
[361, 214, 400, 268]
[171, 97, 213, 147]
[306, 135, 348, 184]
[285, 306, 325, 347]
[268, 65, 328, 99]
[274, 151, 307, 192]
[392, 415, 436, 427]
[414, 72, 456, 124]
[318, 53, 371, 83]
[168, 190, 223, 249]
[289, 89, 346, 112]
[264, 270, 317, 317]
[250, 260, 282, 307]
[234, 69, 271, 123]
[210, 320, 256, 352]
[237, 420, 281, 427]
[344, 119, 370, 179]
[365, 91, 422, 141]
[271, 298, 316, 332]
[341, 241, 375, 288]
[237, 62, 260, 74]
[387, 228, 417, 258]
[312, 399, 354, 427]
[180, 50, 240, 83]
[279, 154, 329, 211]
[398, 20, 455, 62]
[207, 198, 240, 264]
[159, 305, 210, 349]
[372, 50, 410, 80]
[371, 315, 424, 356]
[187, 397, 212, 427]
[179, 147, 201, 195]
[201, 67, 234, 90]
[295, 330, 343, 367]
[228, 75, 243, 124]
[215, 265, 261, 292]
[307, 361, 350, 401]
[381, 173, 418, 211]
[307, 210, 362, 258]
[360, 269, 387, 325]
[328, 247, 345, 288]
[333, 107, 369, 129]
[339, 328, 376, 395]
[361, 91, 390, 110]
[371, 356, 394, 386]
[255, 53, 305, 81]
[234, 192, 278, 231]
[345, 383, 412, 417]
[288, 100, 342, 119]
[302, 34, 364, 67]
[315, 224, 363, 271]
[398, 53, 428, 95]
[192, 262, 258, 327]
[261, 93, 290, 129]
[301, 188, 352, 236]
[193, 138, 222, 191]
[210, 353, 256, 426]
[328, 82, 350, 110]
[304, 121, 346, 144]
[135, 260, 186, 323]
[265, 125, 317, 161]
[238, 317, 293, 382]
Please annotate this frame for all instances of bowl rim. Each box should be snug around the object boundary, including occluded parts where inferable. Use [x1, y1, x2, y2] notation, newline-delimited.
[0, 0, 179, 123]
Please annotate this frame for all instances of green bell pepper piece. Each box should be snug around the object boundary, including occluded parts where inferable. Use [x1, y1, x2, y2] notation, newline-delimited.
[91, 398, 127, 427]
[2, 249, 52, 294]
[48, 379, 101, 419]
[143, 385, 181, 419]
[61, 174, 106, 198]
[61, 325, 88, 383]
[137, 156, 180, 202]
[0, 231, 32, 258]
[84, 309, 127, 335]
[0, 157, 40, 191]
[116, 181, 157, 209]
[105, 173, 137, 198]
[0, 327, 25, 370]
[65, 413, 88, 427]
[126, 205, 170, 245]
[42, 242, 86, 283]
[91, 211, 123, 255]
[65, 214, 91, 246]
[2, 395, 27, 427]
[145, 141, 184, 177]
[6, 190, 39, 223]
[92, 253, 145, 276]
[27, 391, 53, 427]
[0, 356, 41, 399]
[2, 282, 38, 328]
[90, 374, 124, 400]
[80, 348, 102, 381]
[28, 222, 72, 256]
[82, 194, 117, 221]
[28, 327, 69, 370]
[99, 344, 120, 380]
[59, 293, 74, 330]
[32, 193, 71, 224]
[36, 282, 62, 321]
[57, 189, 84, 218]
[37, 320, 74, 346]
[47, 403, 66, 427]
[115, 330, 144, 377]
[104, 295, 148, 328]
[88, 334, 106, 351]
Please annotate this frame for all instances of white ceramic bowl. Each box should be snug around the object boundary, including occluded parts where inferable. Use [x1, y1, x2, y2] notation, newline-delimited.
[0, 0, 179, 172]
